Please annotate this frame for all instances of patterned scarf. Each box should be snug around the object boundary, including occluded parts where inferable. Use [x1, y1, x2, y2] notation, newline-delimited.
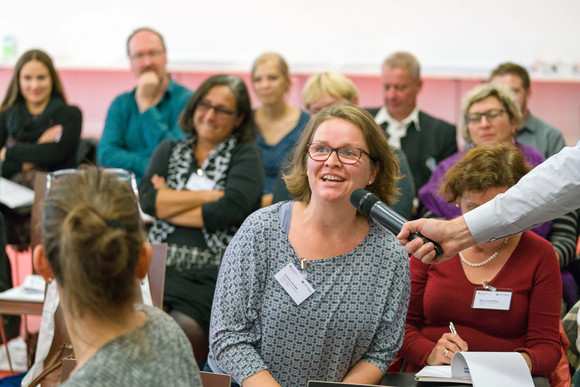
[148, 135, 238, 270]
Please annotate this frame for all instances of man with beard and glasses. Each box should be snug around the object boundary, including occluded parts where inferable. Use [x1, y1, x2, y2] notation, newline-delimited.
[98, 27, 192, 182]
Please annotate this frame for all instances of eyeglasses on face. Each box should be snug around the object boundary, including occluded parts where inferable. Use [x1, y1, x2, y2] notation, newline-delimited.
[129, 50, 165, 61]
[306, 143, 372, 165]
[465, 109, 506, 125]
[197, 100, 238, 119]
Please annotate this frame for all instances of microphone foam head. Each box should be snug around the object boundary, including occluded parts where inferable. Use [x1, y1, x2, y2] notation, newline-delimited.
[349, 188, 379, 216]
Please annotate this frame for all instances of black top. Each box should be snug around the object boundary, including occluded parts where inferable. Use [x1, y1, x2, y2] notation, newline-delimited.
[139, 139, 264, 248]
[0, 98, 82, 179]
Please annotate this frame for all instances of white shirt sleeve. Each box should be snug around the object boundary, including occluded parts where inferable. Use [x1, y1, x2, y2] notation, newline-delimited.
[465, 141, 580, 243]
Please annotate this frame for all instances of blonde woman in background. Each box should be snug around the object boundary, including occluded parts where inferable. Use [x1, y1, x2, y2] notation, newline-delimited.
[252, 52, 309, 207]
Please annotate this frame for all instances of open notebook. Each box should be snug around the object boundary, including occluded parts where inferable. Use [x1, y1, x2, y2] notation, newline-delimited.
[415, 351, 534, 387]
[0, 177, 34, 209]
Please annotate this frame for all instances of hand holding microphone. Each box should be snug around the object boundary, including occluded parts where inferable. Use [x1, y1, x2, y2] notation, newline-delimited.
[350, 188, 444, 258]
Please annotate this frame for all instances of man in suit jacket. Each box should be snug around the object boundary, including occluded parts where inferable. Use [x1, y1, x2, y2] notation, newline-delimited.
[369, 52, 457, 193]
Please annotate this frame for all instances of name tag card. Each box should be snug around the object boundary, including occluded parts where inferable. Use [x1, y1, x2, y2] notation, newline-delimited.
[185, 171, 215, 191]
[275, 262, 315, 305]
[472, 289, 512, 310]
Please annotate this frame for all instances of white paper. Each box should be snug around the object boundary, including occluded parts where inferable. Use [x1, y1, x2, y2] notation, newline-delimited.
[415, 366, 453, 378]
[415, 365, 471, 384]
[416, 352, 533, 387]
[0, 177, 34, 208]
[274, 262, 315, 305]
[453, 352, 533, 387]
[0, 337, 28, 371]
[0, 286, 45, 302]
[22, 274, 46, 293]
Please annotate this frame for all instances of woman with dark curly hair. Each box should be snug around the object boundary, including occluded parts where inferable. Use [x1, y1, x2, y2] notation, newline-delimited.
[139, 74, 263, 364]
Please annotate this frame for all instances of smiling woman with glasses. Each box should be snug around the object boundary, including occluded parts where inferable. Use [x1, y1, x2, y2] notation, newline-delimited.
[208, 103, 410, 386]
[139, 74, 263, 365]
[418, 83, 552, 238]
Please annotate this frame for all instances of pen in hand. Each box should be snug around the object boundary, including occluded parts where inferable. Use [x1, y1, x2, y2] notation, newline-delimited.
[449, 321, 457, 335]
[449, 322, 467, 353]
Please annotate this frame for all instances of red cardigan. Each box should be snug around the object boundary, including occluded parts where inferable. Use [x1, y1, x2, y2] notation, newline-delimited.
[400, 231, 562, 377]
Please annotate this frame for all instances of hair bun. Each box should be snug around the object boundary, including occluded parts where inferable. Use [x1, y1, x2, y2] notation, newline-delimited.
[60, 205, 129, 278]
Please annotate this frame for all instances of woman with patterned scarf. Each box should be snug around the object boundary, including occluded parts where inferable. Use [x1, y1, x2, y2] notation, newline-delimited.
[139, 74, 263, 365]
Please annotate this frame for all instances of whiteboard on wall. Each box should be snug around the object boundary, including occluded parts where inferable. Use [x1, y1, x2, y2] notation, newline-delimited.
[1, 0, 579, 76]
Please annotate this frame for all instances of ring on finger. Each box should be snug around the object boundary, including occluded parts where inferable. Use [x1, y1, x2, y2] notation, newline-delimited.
[443, 349, 449, 357]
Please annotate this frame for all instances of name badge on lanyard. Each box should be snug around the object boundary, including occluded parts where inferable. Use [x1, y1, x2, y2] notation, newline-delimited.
[275, 262, 315, 305]
[472, 281, 512, 311]
[185, 169, 215, 191]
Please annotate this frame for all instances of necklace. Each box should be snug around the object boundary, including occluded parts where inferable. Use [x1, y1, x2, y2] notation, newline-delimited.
[459, 238, 509, 267]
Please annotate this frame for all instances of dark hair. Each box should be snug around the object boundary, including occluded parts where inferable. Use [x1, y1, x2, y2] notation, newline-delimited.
[490, 62, 531, 90]
[42, 167, 144, 320]
[179, 74, 255, 142]
[126, 27, 166, 56]
[442, 143, 531, 203]
[284, 103, 400, 204]
[1, 49, 67, 111]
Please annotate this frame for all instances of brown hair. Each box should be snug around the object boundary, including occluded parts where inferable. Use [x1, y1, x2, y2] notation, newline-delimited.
[251, 52, 290, 83]
[42, 167, 144, 320]
[1, 49, 67, 111]
[179, 74, 255, 142]
[442, 143, 531, 203]
[284, 103, 400, 204]
[490, 62, 531, 90]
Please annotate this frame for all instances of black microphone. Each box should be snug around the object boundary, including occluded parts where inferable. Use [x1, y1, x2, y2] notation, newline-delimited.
[350, 188, 443, 257]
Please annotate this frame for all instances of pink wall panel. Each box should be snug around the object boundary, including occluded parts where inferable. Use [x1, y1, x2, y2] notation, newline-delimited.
[58, 70, 135, 138]
[1, 68, 578, 146]
[526, 82, 580, 146]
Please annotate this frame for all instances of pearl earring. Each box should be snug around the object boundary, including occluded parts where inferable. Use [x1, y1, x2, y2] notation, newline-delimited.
[368, 180, 373, 185]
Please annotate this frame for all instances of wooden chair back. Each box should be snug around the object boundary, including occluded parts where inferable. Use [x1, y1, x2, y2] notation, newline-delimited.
[30, 172, 48, 253]
[200, 371, 231, 387]
[148, 243, 167, 309]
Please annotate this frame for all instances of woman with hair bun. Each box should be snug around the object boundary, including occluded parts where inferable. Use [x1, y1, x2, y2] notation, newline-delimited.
[32, 167, 201, 386]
